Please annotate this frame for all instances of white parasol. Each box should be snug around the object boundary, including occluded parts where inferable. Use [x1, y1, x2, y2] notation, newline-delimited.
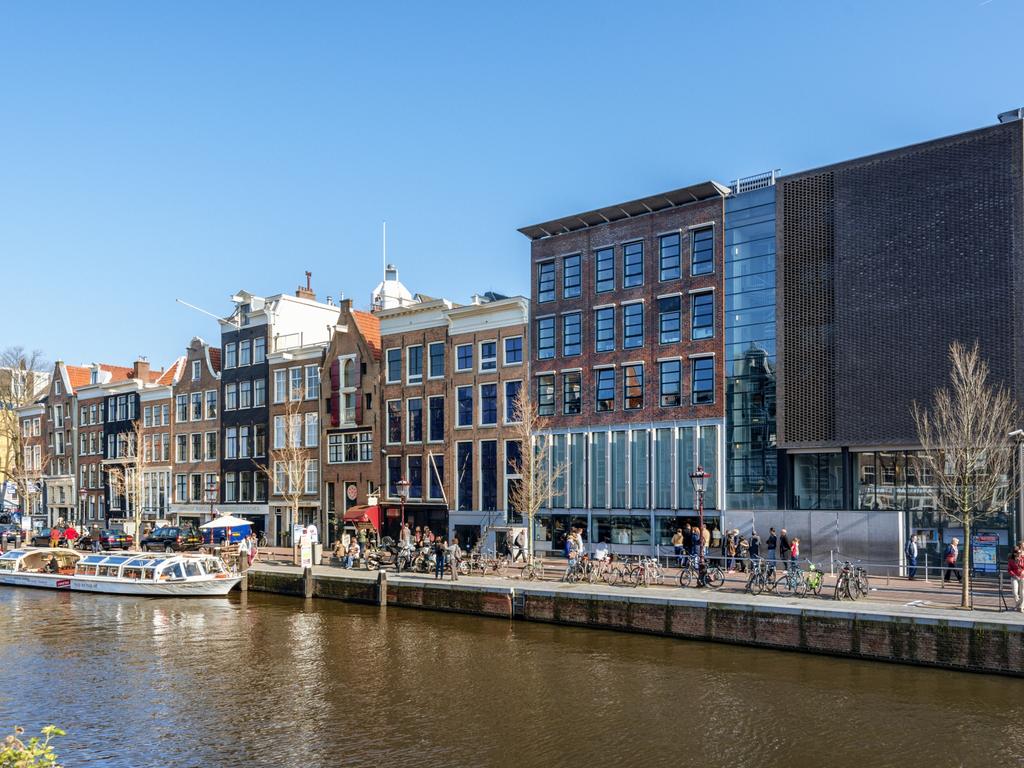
[199, 515, 253, 529]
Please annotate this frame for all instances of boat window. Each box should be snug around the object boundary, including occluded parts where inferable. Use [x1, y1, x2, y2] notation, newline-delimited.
[162, 563, 184, 580]
[82, 555, 106, 565]
[75, 565, 98, 576]
[0, 560, 16, 572]
[184, 561, 202, 578]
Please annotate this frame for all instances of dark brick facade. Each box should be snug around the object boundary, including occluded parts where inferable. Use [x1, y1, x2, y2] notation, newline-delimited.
[778, 120, 1024, 448]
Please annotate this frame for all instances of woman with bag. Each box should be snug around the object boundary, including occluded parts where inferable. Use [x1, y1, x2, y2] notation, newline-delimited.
[943, 538, 961, 583]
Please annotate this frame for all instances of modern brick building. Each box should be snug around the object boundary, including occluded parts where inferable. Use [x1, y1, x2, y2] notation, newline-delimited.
[519, 183, 729, 554]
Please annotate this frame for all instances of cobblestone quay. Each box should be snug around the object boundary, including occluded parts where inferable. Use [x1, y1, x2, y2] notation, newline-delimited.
[248, 563, 1024, 677]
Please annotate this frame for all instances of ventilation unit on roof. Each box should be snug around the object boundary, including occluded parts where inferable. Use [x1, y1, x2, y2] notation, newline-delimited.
[997, 108, 1024, 124]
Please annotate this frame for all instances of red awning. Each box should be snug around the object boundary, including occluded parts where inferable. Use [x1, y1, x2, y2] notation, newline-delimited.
[343, 505, 381, 531]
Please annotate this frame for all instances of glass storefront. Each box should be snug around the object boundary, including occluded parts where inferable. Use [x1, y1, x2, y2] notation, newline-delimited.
[791, 452, 843, 510]
[724, 186, 778, 509]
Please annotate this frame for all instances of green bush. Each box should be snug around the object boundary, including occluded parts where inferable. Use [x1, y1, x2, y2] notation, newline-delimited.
[1, 725, 64, 768]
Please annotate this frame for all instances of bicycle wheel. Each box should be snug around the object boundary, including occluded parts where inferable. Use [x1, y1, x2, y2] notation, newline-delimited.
[705, 566, 725, 589]
[678, 568, 692, 588]
[747, 573, 764, 596]
[857, 571, 870, 595]
[775, 574, 794, 596]
[834, 575, 850, 600]
[795, 577, 808, 598]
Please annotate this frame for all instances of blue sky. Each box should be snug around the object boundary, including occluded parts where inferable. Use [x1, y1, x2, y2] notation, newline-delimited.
[1, 0, 1021, 369]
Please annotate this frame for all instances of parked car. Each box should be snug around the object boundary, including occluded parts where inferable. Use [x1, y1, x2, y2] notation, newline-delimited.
[30, 528, 67, 548]
[77, 529, 134, 551]
[140, 526, 202, 553]
[0, 524, 20, 546]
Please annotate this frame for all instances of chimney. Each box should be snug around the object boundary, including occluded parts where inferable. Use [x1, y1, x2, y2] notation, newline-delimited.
[295, 270, 316, 301]
[133, 358, 150, 380]
[340, 298, 353, 313]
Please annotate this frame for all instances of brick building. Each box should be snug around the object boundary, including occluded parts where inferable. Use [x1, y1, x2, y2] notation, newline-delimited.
[519, 182, 729, 554]
[321, 300, 381, 545]
[170, 338, 221, 528]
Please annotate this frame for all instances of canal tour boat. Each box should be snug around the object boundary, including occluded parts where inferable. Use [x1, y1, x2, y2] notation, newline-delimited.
[0, 548, 241, 597]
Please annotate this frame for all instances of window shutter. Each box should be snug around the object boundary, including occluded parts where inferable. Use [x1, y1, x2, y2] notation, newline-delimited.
[355, 392, 363, 424]
[353, 356, 362, 424]
[330, 359, 340, 392]
[352, 356, 361, 388]
[330, 395, 340, 427]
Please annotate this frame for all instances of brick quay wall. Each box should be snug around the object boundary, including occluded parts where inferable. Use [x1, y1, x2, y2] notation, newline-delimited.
[246, 565, 1024, 677]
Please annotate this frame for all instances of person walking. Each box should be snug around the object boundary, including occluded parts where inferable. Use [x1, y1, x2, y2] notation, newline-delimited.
[690, 526, 702, 563]
[737, 535, 750, 573]
[1008, 544, 1024, 612]
[513, 529, 526, 563]
[49, 526, 60, 548]
[789, 537, 800, 568]
[725, 530, 737, 573]
[236, 533, 251, 572]
[779, 529, 790, 568]
[449, 535, 461, 581]
[434, 536, 447, 580]
[766, 528, 778, 568]
[701, 525, 710, 558]
[943, 538, 962, 583]
[906, 534, 919, 581]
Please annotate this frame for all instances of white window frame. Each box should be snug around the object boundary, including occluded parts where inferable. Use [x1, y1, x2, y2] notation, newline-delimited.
[455, 343, 473, 373]
[406, 344, 424, 385]
[274, 369, 287, 403]
[406, 398, 423, 444]
[478, 382, 497, 427]
[305, 412, 318, 447]
[428, 342, 445, 379]
[478, 339, 498, 372]
[385, 347, 401, 384]
[192, 360, 201, 381]
[385, 399, 401, 445]
[503, 335, 523, 366]
[503, 380, 522, 424]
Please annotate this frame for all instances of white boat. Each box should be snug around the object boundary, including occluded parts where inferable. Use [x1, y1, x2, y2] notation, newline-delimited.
[0, 548, 242, 597]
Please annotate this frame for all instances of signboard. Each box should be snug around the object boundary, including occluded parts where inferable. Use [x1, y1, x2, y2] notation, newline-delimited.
[299, 531, 312, 569]
[972, 533, 999, 574]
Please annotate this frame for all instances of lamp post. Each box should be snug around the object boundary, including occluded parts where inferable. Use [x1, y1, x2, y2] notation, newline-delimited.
[396, 478, 410, 530]
[690, 466, 711, 573]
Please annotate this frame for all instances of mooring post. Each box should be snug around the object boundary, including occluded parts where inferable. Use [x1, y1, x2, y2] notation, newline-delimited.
[304, 566, 313, 598]
[377, 569, 387, 606]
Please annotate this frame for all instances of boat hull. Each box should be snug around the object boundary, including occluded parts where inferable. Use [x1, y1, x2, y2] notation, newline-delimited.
[0, 571, 241, 597]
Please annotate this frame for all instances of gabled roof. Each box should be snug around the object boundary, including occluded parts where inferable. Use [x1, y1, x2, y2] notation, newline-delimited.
[156, 357, 185, 386]
[209, 347, 222, 373]
[65, 363, 134, 392]
[351, 310, 381, 361]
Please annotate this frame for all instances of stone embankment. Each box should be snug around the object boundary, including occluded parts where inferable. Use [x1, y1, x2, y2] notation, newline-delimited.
[246, 564, 1024, 677]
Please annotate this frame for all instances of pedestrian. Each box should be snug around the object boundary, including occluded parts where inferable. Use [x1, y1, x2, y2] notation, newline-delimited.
[91, 524, 102, 553]
[766, 528, 778, 567]
[434, 536, 447, 579]
[701, 525, 710, 557]
[750, 530, 761, 561]
[249, 533, 258, 565]
[943, 538, 962, 583]
[344, 537, 359, 569]
[237, 533, 251, 571]
[1008, 544, 1024, 613]
[689, 526, 701, 563]
[449, 536, 461, 581]
[358, 526, 369, 559]
[790, 537, 800, 567]
[725, 530, 737, 572]
[426, 528, 436, 545]
[49, 526, 60, 548]
[779, 529, 790, 567]
[513, 529, 526, 563]
[737, 535, 750, 573]
[905, 534, 919, 581]
[672, 528, 685, 566]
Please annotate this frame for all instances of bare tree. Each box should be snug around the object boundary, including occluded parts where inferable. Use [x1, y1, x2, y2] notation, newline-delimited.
[506, 384, 565, 558]
[913, 341, 1020, 609]
[260, 394, 313, 546]
[106, 419, 154, 547]
[0, 347, 49, 523]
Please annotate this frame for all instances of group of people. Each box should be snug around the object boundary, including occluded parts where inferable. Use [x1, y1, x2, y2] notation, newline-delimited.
[670, 525, 801, 571]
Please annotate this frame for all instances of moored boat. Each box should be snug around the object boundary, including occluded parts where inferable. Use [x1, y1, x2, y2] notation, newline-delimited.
[0, 548, 242, 596]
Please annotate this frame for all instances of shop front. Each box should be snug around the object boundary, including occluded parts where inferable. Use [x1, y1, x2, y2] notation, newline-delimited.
[380, 502, 448, 542]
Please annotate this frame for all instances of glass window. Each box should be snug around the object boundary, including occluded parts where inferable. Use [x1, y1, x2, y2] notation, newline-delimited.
[699, 424, 719, 509]
[224, 343, 236, 369]
[692, 358, 715, 404]
[407, 455, 422, 499]
[537, 261, 555, 302]
[428, 453, 444, 501]
[590, 432, 607, 509]
[480, 341, 497, 371]
[596, 368, 615, 412]
[239, 381, 252, 409]
[429, 342, 445, 378]
[407, 398, 423, 442]
[206, 390, 217, 418]
[692, 292, 714, 339]
[623, 364, 643, 410]
[480, 384, 497, 426]
[387, 456, 401, 498]
[563, 254, 581, 298]
[274, 370, 287, 403]
[562, 313, 581, 356]
[691, 227, 714, 275]
[305, 366, 320, 399]
[481, 440, 497, 511]
[658, 296, 681, 344]
[239, 340, 251, 366]
[654, 428, 673, 508]
[254, 336, 266, 364]
[290, 367, 302, 401]
[569, 433, 586, 508]
[175, 394, 188, 422]
[457, 442, 473, 511]
[537, 375, 555, 417]
[536, 318, 555, 360]
[659, 360, 681, 407]
[504, 380, 521, 423]
[562, 372, 581, 415]
[225, 384, 238, 410]
[504, 336, 522, 365]
[456, 344, 473, 371]
[631, 430, 649, 508]
[550, 435, 566, 508]
[623, 304, 643, 349]
[428, 396, 444, 442]
[659, 232, 681, 281]
[404, 345, 423, 384]
[387, 400, 402, 443]
[595, 247, 614, 293]
[254, 378, 266, 407]
[386, 349, 401, 384]
[791, 453, 843, 511]
[677, 427, 695, 510]
[457, 386, 473, 427]
[595, 307, 615, 352]
[610, 431, 627, 508]
[623, 241, 643, 287]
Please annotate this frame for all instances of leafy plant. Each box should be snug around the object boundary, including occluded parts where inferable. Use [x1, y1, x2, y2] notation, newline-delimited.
[1, 725, 64, 768]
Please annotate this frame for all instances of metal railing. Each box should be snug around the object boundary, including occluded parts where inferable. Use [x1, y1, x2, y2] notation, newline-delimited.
[731, 169, 778, 194]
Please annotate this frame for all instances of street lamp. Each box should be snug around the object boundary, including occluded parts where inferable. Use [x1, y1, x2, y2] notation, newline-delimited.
[690, 466, 711, 577]
[396, 478, 410, 529]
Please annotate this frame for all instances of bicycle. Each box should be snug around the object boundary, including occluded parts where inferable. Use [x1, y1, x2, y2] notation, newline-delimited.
[803, 560, 824, 596]
[834, 560, 859, 600]
[774, 562, 808, 597]
[678, 558, 724, 589]
[629, 557, 663, 587]
[520, 555, 545, 581]
[745, 558, 775, 595]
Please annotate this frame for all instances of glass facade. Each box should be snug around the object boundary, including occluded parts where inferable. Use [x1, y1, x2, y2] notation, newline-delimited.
[791, 452, 842, 510]
[724, 185, 778, 509]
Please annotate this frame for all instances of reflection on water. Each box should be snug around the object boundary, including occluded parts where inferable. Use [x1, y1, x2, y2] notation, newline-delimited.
[0, 588, 1021, 767]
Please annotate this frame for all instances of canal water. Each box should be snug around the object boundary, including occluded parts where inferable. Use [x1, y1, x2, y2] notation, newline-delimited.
[0, 588, 1020, 767]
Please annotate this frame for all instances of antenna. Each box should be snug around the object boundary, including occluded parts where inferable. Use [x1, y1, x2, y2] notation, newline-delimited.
[176, 297, 239, 330]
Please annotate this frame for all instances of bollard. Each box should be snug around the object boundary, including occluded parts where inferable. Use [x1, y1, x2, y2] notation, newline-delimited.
[377, 569, 387, 607]
[240, 571, 248, 593]
[304, 566, 313, 599]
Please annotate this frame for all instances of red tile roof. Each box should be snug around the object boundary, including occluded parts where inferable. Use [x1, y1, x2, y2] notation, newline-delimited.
[156, 357, 184, 386]
[208, 347, 221, 373]
[65, 363, 135, 392]
[351, 310, 381, 360]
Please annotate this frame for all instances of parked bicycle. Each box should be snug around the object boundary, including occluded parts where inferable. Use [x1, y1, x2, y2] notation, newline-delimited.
[745, 557, 776, 595]
[834, 559, 868, 600]
[629, 557, 663, 587]
[803, 560, 824, 596]
[678, 559, 724, 589]
[774, 562, 807, 597]
[520, 554, 545, 581]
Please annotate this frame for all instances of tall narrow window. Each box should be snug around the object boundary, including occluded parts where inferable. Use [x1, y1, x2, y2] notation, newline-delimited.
[562, 312, 581, 356]
[659, 360, 681, 407]
[623, 364, 644, 410]
[386, 349, 401, 384]
[611, 431, 627, 508]
[407, 456, 422, 499]
[457, 386, 473, 427]
[407, 345, 423, 384]
[536, 317, 555, 360]
[595, 247, 614, 293]
[623, 303, 644, 349]
[537, 375, 555, 417]
[537, 261, 555, 302]
[407, 398, 423, 442]
[630, 430, 649, 508]
[387, 400, 402, 443]
[691, 227, 714, 275]
[692, 357, 715, 404]
[595, 307, 615, 352]
[479, 341, 497, 371]
[428, 454, 445, 500]
[428, 396, 445, 441]
[658, 296, 681, 344]
[692, 292, 714, 339]
[659, 232, 681, 281]
[480, 384, 497, 426]
[596, 368, 615, 412]
[457, 442, 473, 511]
[562, 371, 581, 415]
[563, 254, 581, 298]
[428, 342, 445, 378]
[387, 456, 402, 498]
[480, 440, 497, 511]
[623, 241, 643, 287]
[590, 431, 608, 508]
[456, 344, 473, 372]
[504, 380, 521, 423]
